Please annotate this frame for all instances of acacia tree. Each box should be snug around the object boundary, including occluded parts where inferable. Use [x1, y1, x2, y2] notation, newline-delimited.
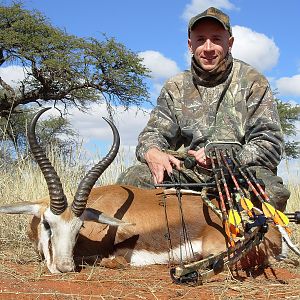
[0, 109, 78, 157]
[0, 3, 150, 118]
[276, 99, 300, 158]
[1, 3, 299, 162]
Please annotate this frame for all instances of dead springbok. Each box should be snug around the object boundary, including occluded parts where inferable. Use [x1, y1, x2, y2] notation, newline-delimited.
[0, 108, 293, 274]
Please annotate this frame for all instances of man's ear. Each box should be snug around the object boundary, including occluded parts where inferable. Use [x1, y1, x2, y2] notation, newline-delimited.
[229, 36, 234, 48]
[188, 39, 193, 54]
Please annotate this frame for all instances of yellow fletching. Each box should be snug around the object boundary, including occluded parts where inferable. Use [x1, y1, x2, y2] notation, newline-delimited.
[228, 209, 241, 226]
[275, 210, 289, 226]
[262, 202, 276, 217]
[241, 197, 254, 210]
[262, 202, 289, 226]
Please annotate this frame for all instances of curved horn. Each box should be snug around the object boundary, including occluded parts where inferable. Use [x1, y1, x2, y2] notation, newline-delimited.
[27, 108, 67, 215]
[71, 117, 120, 217]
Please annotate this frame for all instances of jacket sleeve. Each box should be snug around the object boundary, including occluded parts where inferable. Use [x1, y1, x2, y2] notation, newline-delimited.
[237, 79, 284, 170]
[136, 86, 180, 163]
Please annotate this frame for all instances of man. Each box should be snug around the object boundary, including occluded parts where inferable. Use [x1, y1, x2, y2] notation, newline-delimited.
[117, 7, 290, 211]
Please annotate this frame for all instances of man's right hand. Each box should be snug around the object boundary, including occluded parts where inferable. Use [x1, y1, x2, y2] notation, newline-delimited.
[144, 148, 181, 184]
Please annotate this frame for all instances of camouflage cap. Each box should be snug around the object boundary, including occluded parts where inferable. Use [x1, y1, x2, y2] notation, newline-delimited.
[188, 7, 232, 36]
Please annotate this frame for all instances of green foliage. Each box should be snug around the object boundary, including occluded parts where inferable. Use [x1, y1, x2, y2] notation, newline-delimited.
[0, 3, 150, 117]
[0, 108, 78, 161]
[276, 99, 300, 158]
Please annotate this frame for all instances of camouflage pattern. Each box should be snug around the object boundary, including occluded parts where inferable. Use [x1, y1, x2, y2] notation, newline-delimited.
[115, 163, 290, 212]
[136, 58, 284, 172]
[189, 7, 232, 36]
[248, 166, 290, 212]
[117, 58, 290, 211]
[116, 162, 203, 188]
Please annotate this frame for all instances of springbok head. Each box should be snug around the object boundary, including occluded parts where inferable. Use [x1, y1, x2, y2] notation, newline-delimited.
[0, 108, 128, 273]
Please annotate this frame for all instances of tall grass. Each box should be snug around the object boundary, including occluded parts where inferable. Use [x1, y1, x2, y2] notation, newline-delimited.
[0, 143, 299, 264]
[286, 183, 300, 212]
[0, 143, 136, 262]
[0, 143, 136, 205]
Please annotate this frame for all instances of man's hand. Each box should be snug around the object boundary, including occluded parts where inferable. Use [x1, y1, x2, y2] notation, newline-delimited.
[188, 147, 212, 168]
[144, 148, 181, 184]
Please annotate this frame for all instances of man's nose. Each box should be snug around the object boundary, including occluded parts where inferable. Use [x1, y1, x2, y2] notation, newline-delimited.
[203, 39, 213, 51]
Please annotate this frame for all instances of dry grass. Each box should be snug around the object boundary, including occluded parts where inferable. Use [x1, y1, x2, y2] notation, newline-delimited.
[287, 183, 300, 213]
[0, 145, 135, 265]
[0, 260, 298, 299]
[0, 146, 299, 299]
[1, 145, 298, 250]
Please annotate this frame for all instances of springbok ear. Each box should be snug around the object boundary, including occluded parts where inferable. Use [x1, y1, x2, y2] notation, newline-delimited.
[82, 208, 135, 227]
[0, 202, 44, 217]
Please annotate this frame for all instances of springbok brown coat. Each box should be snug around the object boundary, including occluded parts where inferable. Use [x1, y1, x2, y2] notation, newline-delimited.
[0, 108, 282, 274]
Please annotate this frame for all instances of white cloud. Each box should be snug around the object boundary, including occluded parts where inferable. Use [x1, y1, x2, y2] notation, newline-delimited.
[0, 65, 27, 87]
[0, 64, 151, 151]
[184, 50, 192, 69]
[276, 74, 300, 97]
[138, 51, 181, 81]
[183, 25, 280, 73]
[67, 103, 150, 148]
[231, 26, 279, 72]
[182, 0, 236, 21]
[180, 3, 279, 73]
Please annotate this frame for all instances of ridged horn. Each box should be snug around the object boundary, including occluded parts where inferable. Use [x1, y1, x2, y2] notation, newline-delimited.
[71, 117, 120, 217]
[27, 107, 67, 215]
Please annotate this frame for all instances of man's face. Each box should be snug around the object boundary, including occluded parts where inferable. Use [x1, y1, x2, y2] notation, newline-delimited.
[188, 18, 234, 71]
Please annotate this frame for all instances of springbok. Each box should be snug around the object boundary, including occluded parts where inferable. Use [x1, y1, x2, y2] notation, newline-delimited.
[0, 108, 289, 274]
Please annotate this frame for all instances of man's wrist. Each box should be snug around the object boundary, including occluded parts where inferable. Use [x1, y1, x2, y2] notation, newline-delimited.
[144, 147, 162, 161]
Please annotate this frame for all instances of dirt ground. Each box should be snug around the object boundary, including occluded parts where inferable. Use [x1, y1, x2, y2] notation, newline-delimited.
[0, 258, 299, 300]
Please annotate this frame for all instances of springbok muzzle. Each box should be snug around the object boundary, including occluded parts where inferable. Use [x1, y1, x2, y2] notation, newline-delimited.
[55, 257, 75, 273]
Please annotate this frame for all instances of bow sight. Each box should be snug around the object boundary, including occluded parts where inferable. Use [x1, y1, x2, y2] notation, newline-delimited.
[156, 141, 300, 284]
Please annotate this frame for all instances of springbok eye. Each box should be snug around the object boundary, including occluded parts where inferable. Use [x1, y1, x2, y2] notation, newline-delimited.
[43, 220, 51, 231]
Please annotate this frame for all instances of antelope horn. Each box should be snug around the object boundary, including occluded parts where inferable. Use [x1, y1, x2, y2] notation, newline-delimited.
[277, 225, 300, 257]
[71, 117, 120, 217]
[27, 107, 67, 215]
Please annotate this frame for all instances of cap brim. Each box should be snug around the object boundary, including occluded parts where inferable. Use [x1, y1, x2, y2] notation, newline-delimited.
[190, 15, 227, 31]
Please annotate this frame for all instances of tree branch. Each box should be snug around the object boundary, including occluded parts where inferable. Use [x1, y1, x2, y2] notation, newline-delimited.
[0, 77, 15, 97]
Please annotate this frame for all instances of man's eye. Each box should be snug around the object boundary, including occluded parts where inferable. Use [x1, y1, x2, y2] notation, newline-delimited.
[197, 39, 206, 45]
[212, 37, 221, 43]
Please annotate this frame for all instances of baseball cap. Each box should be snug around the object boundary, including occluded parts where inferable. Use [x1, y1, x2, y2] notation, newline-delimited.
[188, 7, 232, 36]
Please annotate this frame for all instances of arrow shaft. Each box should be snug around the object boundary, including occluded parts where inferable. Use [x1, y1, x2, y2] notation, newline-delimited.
[219, 150, 253, 217]
[210, 150, 235, 247]
[230, 149, 288, 228]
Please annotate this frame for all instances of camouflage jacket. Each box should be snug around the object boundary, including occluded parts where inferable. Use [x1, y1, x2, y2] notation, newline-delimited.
[136, 58, 284, 171]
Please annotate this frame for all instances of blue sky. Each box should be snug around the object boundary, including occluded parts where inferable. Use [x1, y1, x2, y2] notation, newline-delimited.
[1, 0, 300, 180]
[6, 0, 299, 105]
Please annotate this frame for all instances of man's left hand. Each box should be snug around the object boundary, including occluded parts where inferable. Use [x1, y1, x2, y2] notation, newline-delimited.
[188, 148, 212, 168]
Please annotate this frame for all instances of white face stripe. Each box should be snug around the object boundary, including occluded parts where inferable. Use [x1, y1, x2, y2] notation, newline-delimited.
[129, 240, 203, 266]
[39, 215, 59, 273]
[39, 208, 83, 272]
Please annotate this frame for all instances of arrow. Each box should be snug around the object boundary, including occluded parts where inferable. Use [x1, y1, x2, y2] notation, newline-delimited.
[210, 149, 238, 246]
[230, 148, 291, 234]
[214, 148, 242, 229]
[219, 150, 254, 218]
[262, 202, 289, 226]
[240, 197, 254, 213]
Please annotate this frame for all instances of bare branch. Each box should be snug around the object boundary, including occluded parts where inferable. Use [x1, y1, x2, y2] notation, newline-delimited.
[0, 77, 15, 97]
